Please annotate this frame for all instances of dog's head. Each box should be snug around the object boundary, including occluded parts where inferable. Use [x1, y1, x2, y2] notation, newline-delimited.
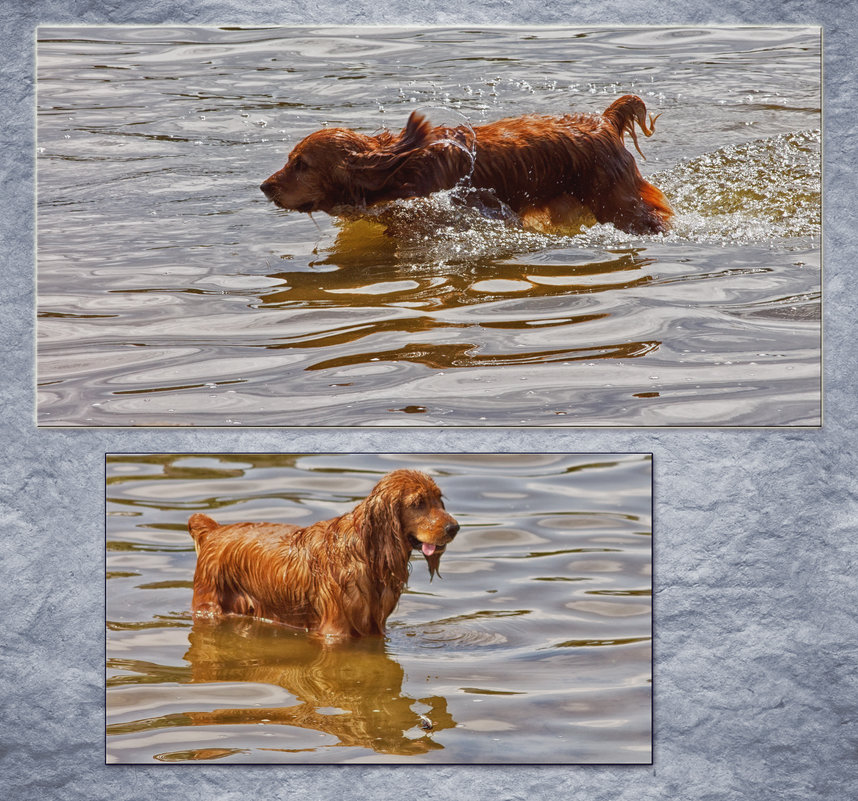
[260, 113, 472, 214]
[365, 469, 459, 579]
[260, 127, 371, 213]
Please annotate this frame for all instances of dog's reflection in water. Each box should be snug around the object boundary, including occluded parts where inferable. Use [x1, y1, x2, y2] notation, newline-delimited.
[183, 616, 454, 756]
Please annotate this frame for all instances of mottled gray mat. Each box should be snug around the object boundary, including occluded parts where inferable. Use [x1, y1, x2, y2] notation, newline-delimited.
[3, 1, 855, 800]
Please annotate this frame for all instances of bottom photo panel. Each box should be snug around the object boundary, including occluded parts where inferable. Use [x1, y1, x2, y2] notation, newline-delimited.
[105, 453, 653, 765]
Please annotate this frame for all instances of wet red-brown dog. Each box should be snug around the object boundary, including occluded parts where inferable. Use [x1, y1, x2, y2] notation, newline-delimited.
[189, 470, 459, 638]
[260, 94, 672, 235]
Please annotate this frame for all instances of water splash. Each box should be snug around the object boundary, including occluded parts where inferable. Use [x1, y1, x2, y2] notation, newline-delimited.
[657, 129, 821, 243]
[356, 188, 555, 264]
[328, 129, 820, 264]
[412, 105, 479, 179]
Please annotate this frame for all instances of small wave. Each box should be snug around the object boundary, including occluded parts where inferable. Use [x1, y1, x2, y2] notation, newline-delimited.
[390, 609, 533, 653]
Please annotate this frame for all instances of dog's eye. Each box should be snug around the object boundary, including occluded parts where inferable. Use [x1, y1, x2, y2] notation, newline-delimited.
[291, 155, 307, 171]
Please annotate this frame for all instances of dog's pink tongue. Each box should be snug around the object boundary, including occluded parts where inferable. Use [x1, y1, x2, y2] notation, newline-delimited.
[422, 542, 436, 557]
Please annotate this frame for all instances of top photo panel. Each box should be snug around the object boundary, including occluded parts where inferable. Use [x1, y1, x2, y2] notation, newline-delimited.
[36, 26, 821, 427]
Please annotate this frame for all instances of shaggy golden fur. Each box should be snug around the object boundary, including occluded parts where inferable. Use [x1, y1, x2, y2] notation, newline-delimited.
[260, 94, 672, 234]
[189, 470, 459, 637]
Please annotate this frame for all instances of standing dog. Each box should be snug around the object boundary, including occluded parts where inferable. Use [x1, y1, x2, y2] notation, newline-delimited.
[189, 469, 459, 637]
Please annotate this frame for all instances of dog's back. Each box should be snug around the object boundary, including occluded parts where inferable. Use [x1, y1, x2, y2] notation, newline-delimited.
[261, 95, 672, 235]
[189, 515, 311, 624]
[469, 97, 672, 233]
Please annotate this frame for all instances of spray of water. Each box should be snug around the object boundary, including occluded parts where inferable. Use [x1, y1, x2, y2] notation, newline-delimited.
[328, 127, 820, 264]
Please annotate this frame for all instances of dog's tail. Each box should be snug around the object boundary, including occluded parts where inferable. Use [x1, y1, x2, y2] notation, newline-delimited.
[188, 513, 219, 554]
[602, 95, 661, 160]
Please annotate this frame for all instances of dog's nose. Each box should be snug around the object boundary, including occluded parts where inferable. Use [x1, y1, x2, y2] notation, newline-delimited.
[260, 180, 276, 199]
[445, 521, 459, 539]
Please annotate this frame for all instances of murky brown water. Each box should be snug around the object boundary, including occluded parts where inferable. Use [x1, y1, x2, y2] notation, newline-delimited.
[38, 26, 820, 426]
[106, 453, 652, 763]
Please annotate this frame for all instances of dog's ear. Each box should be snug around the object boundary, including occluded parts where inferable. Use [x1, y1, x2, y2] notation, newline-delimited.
[361, 485, 402, 538]
[398, 111, 435, 152]
[344, 112, 434, 187]
[344, 113, 467, 198]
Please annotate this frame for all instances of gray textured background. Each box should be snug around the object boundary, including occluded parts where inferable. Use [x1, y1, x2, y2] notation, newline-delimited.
[3, 1, 854, 799]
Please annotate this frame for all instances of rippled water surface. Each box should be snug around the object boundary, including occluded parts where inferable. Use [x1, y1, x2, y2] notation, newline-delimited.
[38, 26, 821, 426]
[105, 453, 652, 763]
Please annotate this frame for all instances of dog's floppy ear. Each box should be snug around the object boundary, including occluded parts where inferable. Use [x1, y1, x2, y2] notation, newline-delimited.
[345, 112, 434, 187]
[398, 111, 436, 152]
[345, 112, 466, 197]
